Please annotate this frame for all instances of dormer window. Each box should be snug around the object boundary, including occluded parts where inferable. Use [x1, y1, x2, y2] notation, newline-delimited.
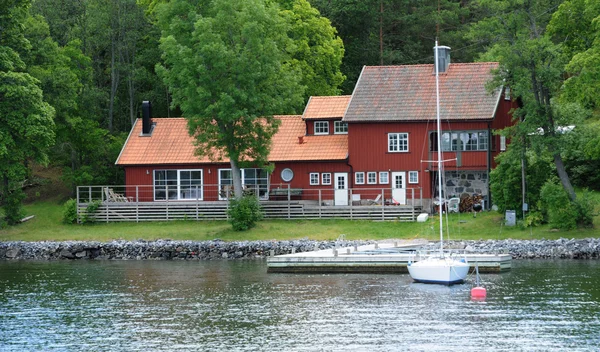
[334, 121, 348, 134]
[314, 121, 329, 135]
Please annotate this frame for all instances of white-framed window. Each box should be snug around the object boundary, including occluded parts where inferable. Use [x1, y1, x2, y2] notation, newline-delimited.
[388, 133, 409, 152]
[322, 173, 332, 185]
[355, 172, 365, 185]
[367, 172, 377, 184]
[334, 121, 348, 134]
[218, 168, 269, 200]
[500, 135, 506, 151]
[310, 172, 320, 185]
[281, 168, 294, 182]
[314, 121, 329, 135]
[440, 131, 488, 151]
[154, 169, 203, 201]
[504, 87, 511, 100]
[379, 172, 389, 184]
[408, 171, 419, 184]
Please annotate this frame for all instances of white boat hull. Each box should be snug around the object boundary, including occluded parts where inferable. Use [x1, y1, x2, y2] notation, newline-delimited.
[407, 256, 469, 285]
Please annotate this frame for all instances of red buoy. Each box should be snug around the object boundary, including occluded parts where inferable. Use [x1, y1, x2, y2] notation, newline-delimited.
[471, 286, 487, 299]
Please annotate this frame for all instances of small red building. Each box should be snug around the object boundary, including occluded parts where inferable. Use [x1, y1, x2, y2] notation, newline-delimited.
[116, 49, 515, 210]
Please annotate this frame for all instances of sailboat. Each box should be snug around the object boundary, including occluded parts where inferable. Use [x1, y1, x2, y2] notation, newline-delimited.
[407, 42, 470, 285]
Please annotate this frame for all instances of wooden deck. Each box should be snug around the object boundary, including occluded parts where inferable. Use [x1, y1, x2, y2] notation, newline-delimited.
[78, 201, 423, 223]
[267, 242, 512, 273]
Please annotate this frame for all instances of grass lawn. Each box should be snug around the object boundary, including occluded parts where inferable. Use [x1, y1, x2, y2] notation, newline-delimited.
[1, 201, 599, 242]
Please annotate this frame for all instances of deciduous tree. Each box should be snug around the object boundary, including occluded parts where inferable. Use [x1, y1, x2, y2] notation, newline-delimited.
[157, 0, 305, 198]
[0, 0, 55, 225]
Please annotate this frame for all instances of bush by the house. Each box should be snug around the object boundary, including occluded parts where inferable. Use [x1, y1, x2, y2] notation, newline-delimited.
[228, 195, 263, 231]
[62, 199, 78, 224]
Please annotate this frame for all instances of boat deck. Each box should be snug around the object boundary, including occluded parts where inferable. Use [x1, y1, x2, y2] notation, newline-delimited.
[267, 241, 512, 273]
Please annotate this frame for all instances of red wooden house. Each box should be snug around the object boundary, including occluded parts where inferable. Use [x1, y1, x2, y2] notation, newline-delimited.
[116, 47, 515, 211]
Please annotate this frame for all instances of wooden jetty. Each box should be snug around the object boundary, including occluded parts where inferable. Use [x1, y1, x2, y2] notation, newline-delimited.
[267, 241, 512, 274]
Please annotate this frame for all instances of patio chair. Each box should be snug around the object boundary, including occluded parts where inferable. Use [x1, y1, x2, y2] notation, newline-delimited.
[104, 187, 129, 202]
[367, 194, 382, 205]
[447, 197, 460, 213]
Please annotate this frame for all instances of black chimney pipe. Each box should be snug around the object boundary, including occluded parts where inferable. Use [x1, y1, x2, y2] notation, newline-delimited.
[142, 101, 152, 135]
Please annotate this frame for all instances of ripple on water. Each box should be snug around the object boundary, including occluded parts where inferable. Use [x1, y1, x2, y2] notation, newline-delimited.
[0, 260, 599, 351]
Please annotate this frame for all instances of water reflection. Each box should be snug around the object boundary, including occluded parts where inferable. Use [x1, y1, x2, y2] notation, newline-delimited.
[0, 260, 599, 351]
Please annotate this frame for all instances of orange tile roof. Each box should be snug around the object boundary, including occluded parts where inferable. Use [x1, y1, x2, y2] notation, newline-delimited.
[116, 116, 348, 166]
[302, 95, 351, 120]
[269, 115, 348, 161]
[344, 63, 502, 122]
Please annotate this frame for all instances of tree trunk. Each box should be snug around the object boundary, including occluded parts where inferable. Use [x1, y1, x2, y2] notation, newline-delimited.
[553, 152, 577, 202]
[230, 159, 243, 199]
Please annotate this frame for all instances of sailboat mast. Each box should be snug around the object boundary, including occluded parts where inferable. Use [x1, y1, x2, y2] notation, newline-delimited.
[434, 41, 444, 258]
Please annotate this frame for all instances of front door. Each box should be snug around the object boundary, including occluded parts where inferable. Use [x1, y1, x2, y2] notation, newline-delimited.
[391, 172, 406, 205]
[334, 172, 348, 206]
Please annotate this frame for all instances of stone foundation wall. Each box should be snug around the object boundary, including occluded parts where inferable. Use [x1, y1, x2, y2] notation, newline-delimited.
[444, 171, 488, 198]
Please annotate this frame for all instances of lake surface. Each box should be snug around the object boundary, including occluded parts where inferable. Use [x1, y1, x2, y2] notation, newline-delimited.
[0, 259, 599, 351]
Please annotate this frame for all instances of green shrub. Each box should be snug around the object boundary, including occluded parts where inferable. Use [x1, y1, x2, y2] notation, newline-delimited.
[62, 199, 78, 224]
[228, 195, 263, 231]
[82, 200, 102, 224]
[540, 180, 577, 230]
[523, 210, 544, 228]
[2, 188, 26, 226]
[572, 190, 597, 228]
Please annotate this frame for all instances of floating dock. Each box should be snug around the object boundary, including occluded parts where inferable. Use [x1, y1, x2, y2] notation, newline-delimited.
[267, 241, 512, 273]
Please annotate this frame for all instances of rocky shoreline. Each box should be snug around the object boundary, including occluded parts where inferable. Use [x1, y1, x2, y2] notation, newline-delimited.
[1, 238, 600, 261]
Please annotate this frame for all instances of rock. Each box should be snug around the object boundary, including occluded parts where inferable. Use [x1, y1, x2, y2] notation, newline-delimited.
[75, 251, 87, 258]
[60, 249, 76, 259]
[6, 248, 19, 259]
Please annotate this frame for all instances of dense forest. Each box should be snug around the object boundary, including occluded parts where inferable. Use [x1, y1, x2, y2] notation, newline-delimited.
[1, 0, 600, 228]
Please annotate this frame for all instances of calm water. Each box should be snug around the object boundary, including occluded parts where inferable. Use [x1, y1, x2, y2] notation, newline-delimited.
[0, 259, 599, 351]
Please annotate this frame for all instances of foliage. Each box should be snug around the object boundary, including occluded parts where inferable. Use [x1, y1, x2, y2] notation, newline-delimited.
[279, 0, 345, 97]
[62, 199, 78, 224]
[490, 146, 553, 217]
[1, 0, 56, 226]
[311, 0, 477, 93]
[539, 180, 578, 230]
[228, 195, 264, 231]
[523, 211, 544, 228]
[82, 200, 102, 224]
[1, 187, 26, 226]
[471, 0, 582, 203]
[157, 0, 306, 198]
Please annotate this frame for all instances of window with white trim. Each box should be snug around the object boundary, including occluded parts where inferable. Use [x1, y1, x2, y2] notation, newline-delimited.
[322, 173, 332, 185]
[334, 121, 348, 134]
[388, 133, 409, 152]
[379, 172, 389, 184]
[408, 171, 419, 184]
[504, 87, 511, 100]
[500, 135, 506, 151]
[314, 121, 329, 135]
[154, 169, 203, 200]
[367, 172, 377, 184]
[310, 172, 320, 185]
[218, 168, 269, 199]
[440, 131, 488, 151]
[355, 172, 365, 184]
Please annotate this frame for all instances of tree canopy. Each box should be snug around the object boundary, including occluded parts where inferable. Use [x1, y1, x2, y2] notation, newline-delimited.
[157, 0, 306, 198]
[1, 0, 55, 225]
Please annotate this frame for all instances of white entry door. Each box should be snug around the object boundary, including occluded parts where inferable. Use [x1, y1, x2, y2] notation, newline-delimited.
[334, 172, 349, 206]
[391, 172, 406, 205]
